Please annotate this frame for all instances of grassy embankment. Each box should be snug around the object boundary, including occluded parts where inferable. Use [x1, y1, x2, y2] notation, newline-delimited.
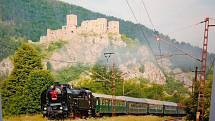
[3, 115, 184, 121]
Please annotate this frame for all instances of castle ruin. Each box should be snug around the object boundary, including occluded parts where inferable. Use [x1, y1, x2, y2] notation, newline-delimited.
[40, 14, 120, 45]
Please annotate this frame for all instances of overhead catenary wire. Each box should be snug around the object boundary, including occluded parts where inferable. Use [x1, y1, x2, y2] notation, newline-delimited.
[124, 1, 166, 97]
[164, 22, 203, 35]
[155, 53, 189, 59]
[139, 0, 199, 65]
[140, 0, 155, 30]
[137, 0, 203, 84]
[124, 0, 152, 49]
[138, 0, 203, 63]
[125, 0, 196, 86]
[125, 0, 139, 24]
[139, 0, 164, 67]
[160, 38, 201, 62]
[124, 0, 157, 61]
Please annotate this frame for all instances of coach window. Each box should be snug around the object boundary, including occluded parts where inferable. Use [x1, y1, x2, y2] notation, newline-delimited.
[103, 99, 105, 106]
[96, 99, 99, 105]
[102, 99, 105, 105]
[108, 99, 110, 106]
[102, 99, 104, 105]
[106, 99, 109, 106]
[103, 99, 106, 105]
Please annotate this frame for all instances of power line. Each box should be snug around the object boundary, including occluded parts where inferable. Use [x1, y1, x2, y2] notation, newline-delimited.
[140, 0, 155, 30]
[160, 38, 201, 62]
[164, 22, 203, 35]
[45, 58, 78, 64]
[138, 0, 164, 67]
[139, 1, 202, 62]
[45, 58, 99, 65]
[155, 53, 189, 59]
[125, 0, 139, 23]
[138, 0, 203, 63]
[127, 6, 171, 99]
[124, 0, 156, 57]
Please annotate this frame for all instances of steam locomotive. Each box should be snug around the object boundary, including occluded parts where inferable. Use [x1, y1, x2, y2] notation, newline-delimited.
[41, 84, 96, 119]
[41, 84, 186, 119]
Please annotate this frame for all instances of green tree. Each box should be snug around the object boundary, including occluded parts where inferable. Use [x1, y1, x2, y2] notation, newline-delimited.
[55, 64, 89, 83]
[90, 64, 123, 95]
[25, 70, 54, 113]
[204, 70, 214, 120]
[123, 79, 142, 97]
[1, 43, 44, 115]
[186, 70, 213, 121]
[164, 76, 190, 103]
[143, 84, 164, 100]
[75, 64, 123, 95]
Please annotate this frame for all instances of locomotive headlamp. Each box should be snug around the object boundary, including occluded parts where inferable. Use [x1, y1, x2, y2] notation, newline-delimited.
[44, 107, 47, 110]
[60, 107, 63, 110]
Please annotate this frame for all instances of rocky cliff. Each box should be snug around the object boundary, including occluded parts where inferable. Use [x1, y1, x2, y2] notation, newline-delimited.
[42, 32, 166, 84]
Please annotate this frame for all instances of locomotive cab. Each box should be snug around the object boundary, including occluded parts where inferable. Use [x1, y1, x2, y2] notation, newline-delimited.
[41, 85, 70, 118]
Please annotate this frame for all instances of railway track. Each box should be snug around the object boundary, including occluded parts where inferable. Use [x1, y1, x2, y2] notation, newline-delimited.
[164, 117, 184, 121]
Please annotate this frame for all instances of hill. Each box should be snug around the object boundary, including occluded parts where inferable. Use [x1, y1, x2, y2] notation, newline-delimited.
[0, 0, 214, 71]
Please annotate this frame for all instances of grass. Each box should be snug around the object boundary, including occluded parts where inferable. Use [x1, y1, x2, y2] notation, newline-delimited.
[3, 115, 184, 121]
[3, 115, 46, 121]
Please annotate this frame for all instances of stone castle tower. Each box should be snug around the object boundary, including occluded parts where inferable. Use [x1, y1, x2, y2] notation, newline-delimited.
[40, 14, 120, 45]
[66, 14, 77, 33]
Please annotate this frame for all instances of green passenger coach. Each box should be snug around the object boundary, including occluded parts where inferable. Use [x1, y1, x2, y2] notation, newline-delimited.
[92, 93, 186, 116]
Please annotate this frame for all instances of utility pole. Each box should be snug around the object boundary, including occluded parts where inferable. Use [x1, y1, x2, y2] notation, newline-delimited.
[196, 17, 215, 121]
[111, 63, 116, 116]
[104, 52, 115, 67]
[104, 52, 116, 116]
[0, 94, 2, 121]
[209, 65, 215, 121]
[193, 67, 198, 94]
[122, 79, 125, 96]
[192, 66, 199, 120]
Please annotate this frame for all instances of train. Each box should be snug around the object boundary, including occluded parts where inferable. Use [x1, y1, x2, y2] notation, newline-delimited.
[41, 84, 186, 119]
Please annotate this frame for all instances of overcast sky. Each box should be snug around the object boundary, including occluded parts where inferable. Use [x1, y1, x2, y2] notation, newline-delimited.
[60, 0, 215, 53]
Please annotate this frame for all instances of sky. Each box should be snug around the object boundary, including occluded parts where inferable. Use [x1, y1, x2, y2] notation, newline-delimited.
[60, 0, 215, 53]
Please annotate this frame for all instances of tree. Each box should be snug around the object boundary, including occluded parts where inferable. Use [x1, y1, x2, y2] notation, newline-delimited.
[1, 43, 50, 115]
[204, 70, 214, 121]
[74, 64, 123, 95]
[89, 64, 123, 95]
[186, 69, 213, 121]
[143, 84, 164, 100]
[123, 79, 142, 97]
[25, 70, 54, 113]
[55, 64, 89, 83]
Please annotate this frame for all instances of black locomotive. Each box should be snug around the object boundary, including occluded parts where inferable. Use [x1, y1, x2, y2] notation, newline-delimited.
[41, 84, 96, 119]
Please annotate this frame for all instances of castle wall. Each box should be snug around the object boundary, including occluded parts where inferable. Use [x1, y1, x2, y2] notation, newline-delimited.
[39, 14, 120, 46]
[108, 21, 119, 34]
[79, 18, 108, 34]
[94, 18, 107, 34]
